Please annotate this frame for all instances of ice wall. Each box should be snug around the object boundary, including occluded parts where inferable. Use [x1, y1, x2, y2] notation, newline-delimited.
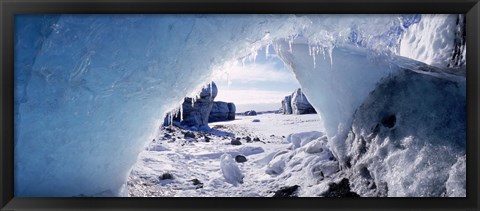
[14, 14, 461, 196]
[15, 14, 307, 196]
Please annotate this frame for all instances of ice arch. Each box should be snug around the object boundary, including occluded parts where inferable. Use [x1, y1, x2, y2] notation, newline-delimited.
[14, 14, 461, 196]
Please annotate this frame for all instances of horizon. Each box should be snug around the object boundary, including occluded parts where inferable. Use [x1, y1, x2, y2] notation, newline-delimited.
[212, 45, 301, 113]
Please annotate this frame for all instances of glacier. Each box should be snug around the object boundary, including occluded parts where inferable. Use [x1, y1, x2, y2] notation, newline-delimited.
[14, 14, 465, 196]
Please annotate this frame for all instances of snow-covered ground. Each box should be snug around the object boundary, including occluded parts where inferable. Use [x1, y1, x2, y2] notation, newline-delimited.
[128, 113, 339, 197]
[211, 113, 324, 139]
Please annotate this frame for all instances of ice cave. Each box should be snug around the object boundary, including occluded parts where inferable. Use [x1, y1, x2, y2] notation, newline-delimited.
[14, 14, 466, 197]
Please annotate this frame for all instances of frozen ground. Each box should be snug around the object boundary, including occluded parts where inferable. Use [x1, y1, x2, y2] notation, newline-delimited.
[210, 113, 323, 139]
[128, 113, 339, 197]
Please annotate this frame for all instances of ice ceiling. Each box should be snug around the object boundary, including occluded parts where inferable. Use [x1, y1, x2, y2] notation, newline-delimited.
[14, 14, 464, 196]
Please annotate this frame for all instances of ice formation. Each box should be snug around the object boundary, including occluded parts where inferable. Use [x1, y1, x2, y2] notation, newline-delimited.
[344, 67, 465, 197]
[265, 133, 340, 196]
[399, 14, 466, 68]
[14, 14, 465, 196]
[220, 154, 244, 185]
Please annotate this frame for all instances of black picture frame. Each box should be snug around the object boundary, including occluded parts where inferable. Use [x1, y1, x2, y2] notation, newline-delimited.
[1, 0, 479, 210]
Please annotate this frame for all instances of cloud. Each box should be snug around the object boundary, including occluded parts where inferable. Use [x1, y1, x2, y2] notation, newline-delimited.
[212, 61, 295, 83]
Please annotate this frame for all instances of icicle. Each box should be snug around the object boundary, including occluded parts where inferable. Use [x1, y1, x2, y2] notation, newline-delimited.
[322, 47, 327, 61]
[191, 96, 196, 107]
[328, 47, 334, 69]
[289, 37, 293, 53]
[274, 43, 282, 55]
[179, 105, 183, 122]
[173, 107, 180, 120]
[265, 44, 270, 58]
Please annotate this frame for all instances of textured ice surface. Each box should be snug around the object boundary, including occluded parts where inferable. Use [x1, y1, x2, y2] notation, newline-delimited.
[344, 67, 465, 197]
[400, 14, 465, 68]
[14, 14, 464, 196]
[220, 154, 244, 185]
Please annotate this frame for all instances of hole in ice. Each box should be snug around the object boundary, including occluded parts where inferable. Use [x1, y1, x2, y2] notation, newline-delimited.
[159, 172, 174, 180]
[381, 114, 396, 128]
[358, 166, 372, 180]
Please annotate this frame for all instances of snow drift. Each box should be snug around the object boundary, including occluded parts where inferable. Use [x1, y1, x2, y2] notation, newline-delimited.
[14, 14, 465, 196]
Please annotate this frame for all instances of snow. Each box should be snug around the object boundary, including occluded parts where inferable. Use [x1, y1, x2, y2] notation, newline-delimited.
[445, 156, 466, 197]
[220, 154, 244, 185]
[128, 113, 331, 197]
[399, 14, 461, 68]
[210, 113, 323, 139]
[14, 14, 465, 197]
[286, 131, 324, 149]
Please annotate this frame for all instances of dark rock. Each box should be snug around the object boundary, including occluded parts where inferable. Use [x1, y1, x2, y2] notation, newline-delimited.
[231, 139, 242, 145]
[252, 119, 260, 122]
[320, 178, 360, 197]
[235, 155, 247, 163]
[272, 185, 300, 197]
[244, 110, 257, 116]
[190, 179, 204, 189]
[245, 136, 252, 142]
[164, 134, 172, 139]
[165, 127, 175, 133]
[159, 172, 174, 180]
[204, 136, 211, 142]
[184, 131, 196, 139]
[253, 137, 261, 142]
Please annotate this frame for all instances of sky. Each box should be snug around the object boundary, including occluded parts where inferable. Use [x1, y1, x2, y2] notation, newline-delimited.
[212, 46, 301, 113]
